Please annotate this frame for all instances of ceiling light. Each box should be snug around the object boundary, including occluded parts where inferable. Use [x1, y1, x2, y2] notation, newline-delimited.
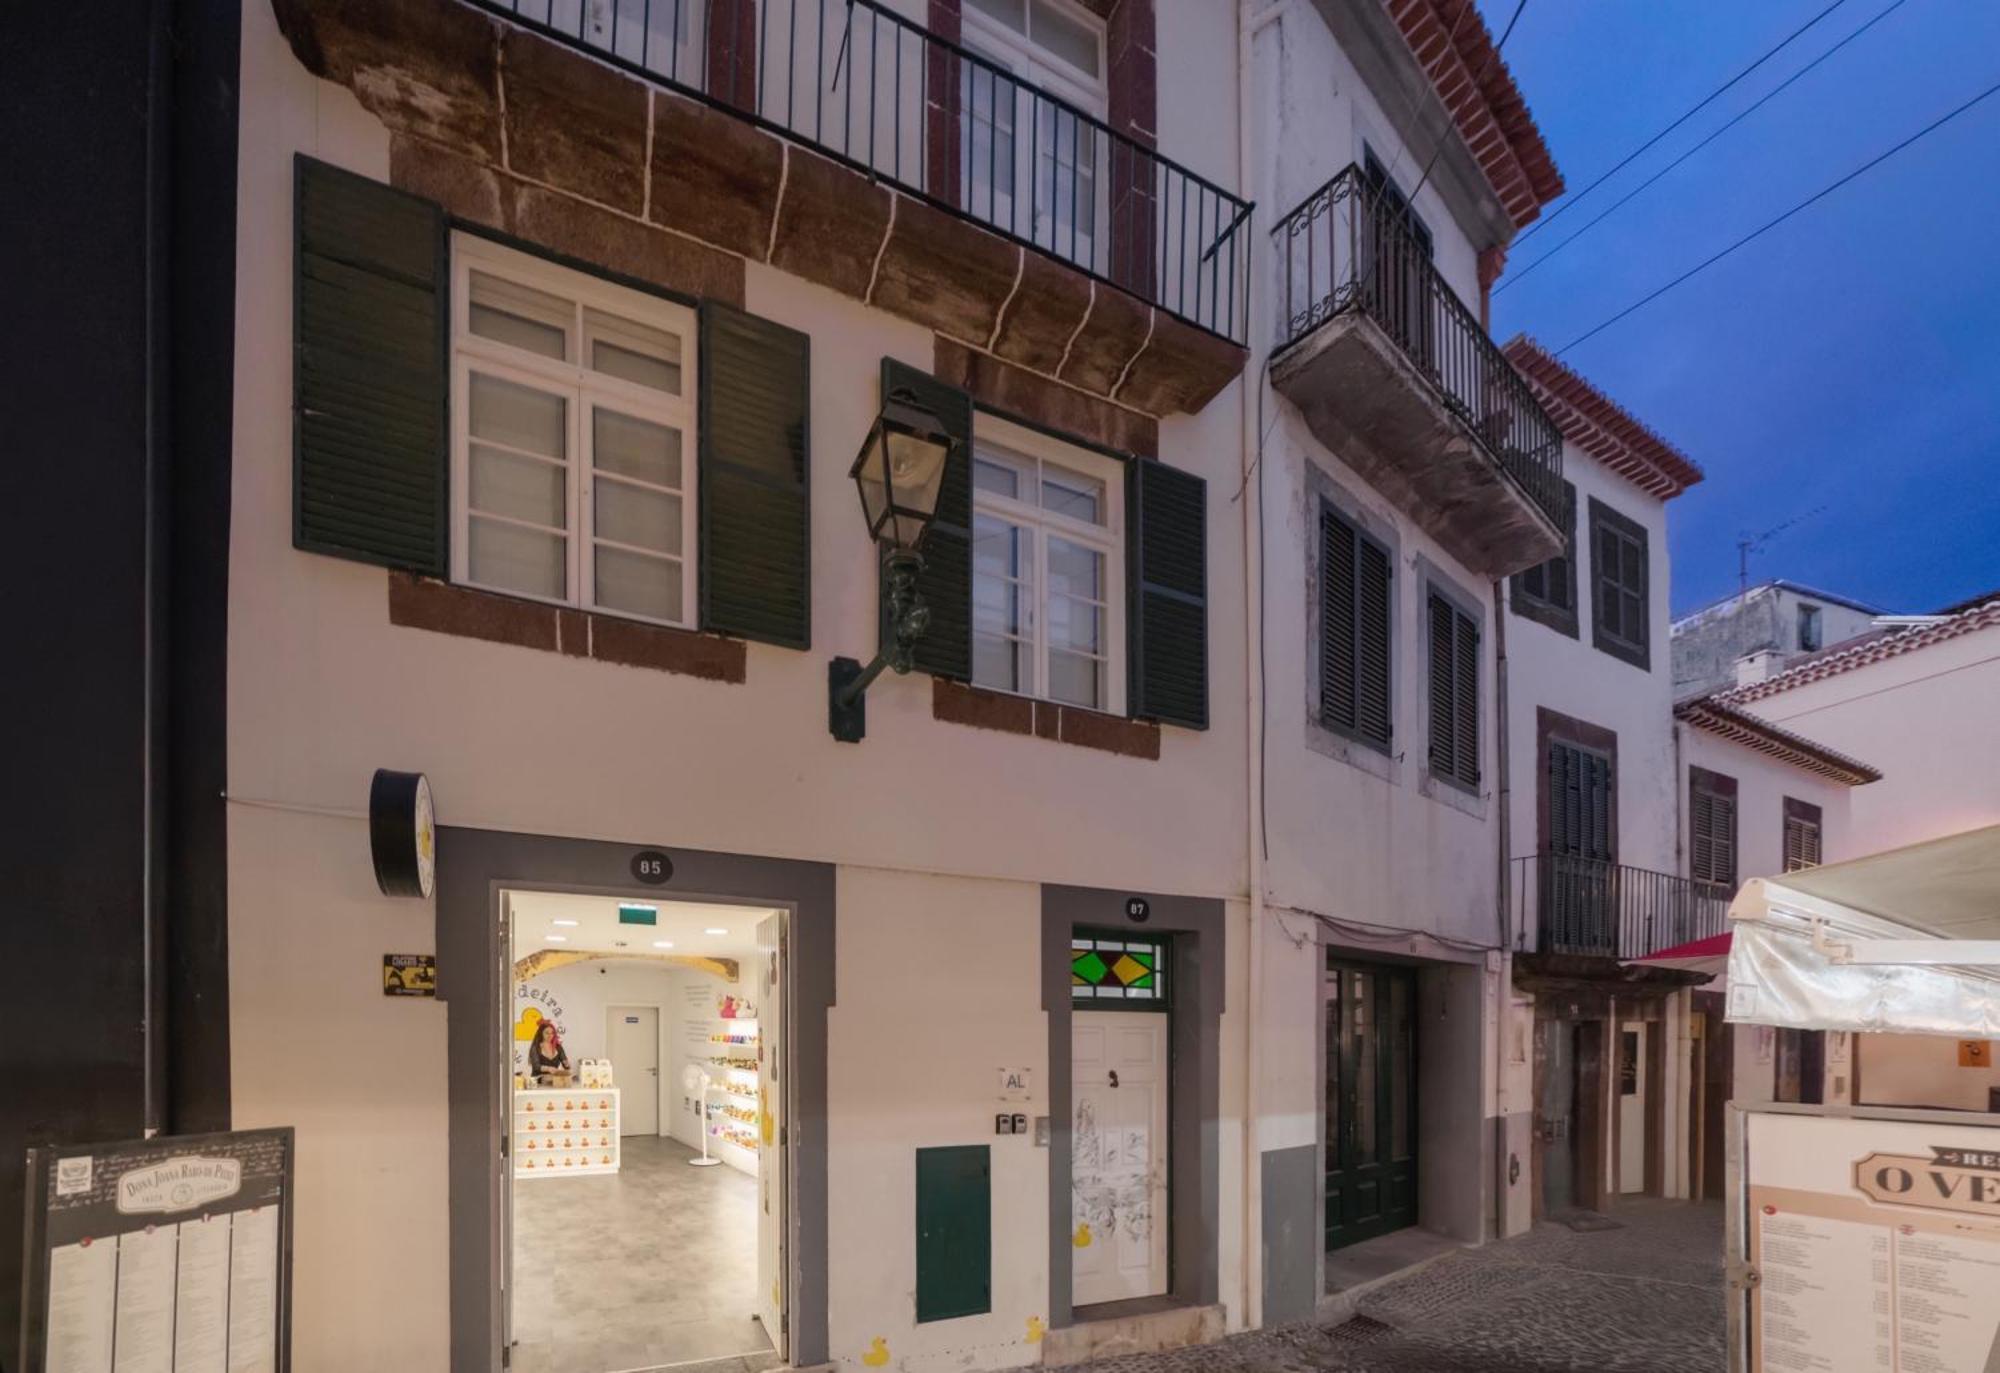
[653, 940, 675, 949]
[551, 919, 579, 927]
[705, 928, 728, 936]
[544, 934, 568, 943]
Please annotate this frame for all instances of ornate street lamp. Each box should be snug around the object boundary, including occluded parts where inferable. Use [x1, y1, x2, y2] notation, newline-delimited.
[828, 389, 955, 742]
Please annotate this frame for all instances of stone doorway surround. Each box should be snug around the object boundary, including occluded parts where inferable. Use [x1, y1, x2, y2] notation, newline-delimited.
[435, 827, 835, 1373]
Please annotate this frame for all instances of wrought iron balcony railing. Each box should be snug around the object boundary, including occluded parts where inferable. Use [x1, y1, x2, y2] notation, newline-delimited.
[472, 0, 1253, 343]
[1272, 165, 1563, 525]
[1512, 852, 1732, 960]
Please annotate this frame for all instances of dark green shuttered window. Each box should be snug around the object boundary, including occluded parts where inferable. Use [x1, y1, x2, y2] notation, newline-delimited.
[914, 1145, 991, 1323]
[1129, 458, 1209, 730]
[699, 301, 813, 648]
[882, 359, 975, 682]
[293, 157, 447, 574]
[1319, 508, 1392, 750]
[293, 157, 814, 648]
[1589, 497, 1650, 671]
[1426, 592, 1479, 789]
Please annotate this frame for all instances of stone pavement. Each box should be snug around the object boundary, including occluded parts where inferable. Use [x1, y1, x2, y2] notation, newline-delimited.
[1083, 1200, 1726, 1373]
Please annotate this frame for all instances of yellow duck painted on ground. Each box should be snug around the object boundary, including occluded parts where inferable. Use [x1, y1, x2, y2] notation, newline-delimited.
[1072, 1221, 1093, 1248]
[861, 1337, 890, 1367]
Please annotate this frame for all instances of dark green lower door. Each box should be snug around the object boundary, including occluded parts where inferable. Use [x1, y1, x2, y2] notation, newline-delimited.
[1324, 961, 1418, 1251]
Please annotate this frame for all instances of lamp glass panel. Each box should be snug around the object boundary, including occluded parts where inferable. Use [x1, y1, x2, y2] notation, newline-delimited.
[885, 429, 949, 521]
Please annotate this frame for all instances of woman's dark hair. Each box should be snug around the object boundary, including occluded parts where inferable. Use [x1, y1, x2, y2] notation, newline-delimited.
[535, 1021, 561, 1048]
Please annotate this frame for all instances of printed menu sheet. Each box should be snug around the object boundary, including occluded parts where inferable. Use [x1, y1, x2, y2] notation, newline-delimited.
[25, 1131, 292, 1373]
[1746, 1112, 2000, 1373]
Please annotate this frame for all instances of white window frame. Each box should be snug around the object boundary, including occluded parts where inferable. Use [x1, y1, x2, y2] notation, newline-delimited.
[970, 413, 1127, 715]
[960, 0, 1110, 266]
[449, 233, 699, 630]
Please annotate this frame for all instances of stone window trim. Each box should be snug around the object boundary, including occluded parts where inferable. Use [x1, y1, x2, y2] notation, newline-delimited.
[1304, 461, 1401, 764]
[1510, 479, 1578, 640]
[1416, 556, 1485, 806]
[388, 571, 747, 683]
[1588, 496, 1651, 672]
[932, 678, 1161, 759]
[1535, 707, 1618, 861]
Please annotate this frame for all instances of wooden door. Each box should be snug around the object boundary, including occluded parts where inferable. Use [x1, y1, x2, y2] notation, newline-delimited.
[1537, 1018, 1577, 1213]
[1617, 1022, 1646, 1193]
[1071, 1011, 1169, 1304]
[1324, 961, 1418, 1252]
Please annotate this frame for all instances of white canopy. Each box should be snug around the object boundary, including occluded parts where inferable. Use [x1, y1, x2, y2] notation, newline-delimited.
[1724, 825, 2000, 1037]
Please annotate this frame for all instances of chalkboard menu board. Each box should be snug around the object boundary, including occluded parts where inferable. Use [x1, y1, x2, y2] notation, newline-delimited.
[18, 1128, 294, 1373]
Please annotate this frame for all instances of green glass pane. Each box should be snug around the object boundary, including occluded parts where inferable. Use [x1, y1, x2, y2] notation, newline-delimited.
[1072, 951, 1109, 986]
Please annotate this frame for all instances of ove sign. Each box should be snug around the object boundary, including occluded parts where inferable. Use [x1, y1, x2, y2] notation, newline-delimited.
[1854, 1146, 2000, 1218]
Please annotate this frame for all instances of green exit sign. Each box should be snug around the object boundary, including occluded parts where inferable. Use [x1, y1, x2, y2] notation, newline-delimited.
[617, 904, 658, 926]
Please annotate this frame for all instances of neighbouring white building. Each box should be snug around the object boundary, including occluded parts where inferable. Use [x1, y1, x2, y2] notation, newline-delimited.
[1707, 591, 2000, 1124]
[1670, 578, 1887, 701]
[1243, 0, 1565, 1315]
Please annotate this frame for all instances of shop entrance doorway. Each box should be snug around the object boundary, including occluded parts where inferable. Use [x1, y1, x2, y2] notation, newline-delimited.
[502, 888, 788, 1373]
[1323, 960, 1418, 1252]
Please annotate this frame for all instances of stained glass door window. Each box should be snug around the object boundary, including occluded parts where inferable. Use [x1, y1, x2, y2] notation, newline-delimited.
[1071, 934, 1168, 1008]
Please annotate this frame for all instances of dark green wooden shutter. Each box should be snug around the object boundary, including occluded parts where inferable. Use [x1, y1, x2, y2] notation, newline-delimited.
[1426, 595, 1479, 788]
[914, 1146, 990, 1323]
[881, 359, 974, 680]
[1319, 512, 1356, 731]
[294, 156, 446, 573]
[1355, 537, 1392, 746]
[1130, 459, 1209, 729]
[699, 301, 812, 648]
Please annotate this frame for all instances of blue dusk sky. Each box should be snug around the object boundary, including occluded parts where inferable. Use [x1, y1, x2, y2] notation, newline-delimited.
[1474, 0, 2000, 615]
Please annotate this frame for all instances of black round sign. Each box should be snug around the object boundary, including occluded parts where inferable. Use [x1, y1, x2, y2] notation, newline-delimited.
[1124, 897, 1150, 923]
[630, 850, 674, 885]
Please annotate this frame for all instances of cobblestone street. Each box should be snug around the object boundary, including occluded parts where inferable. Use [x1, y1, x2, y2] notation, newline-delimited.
[1087, 1201, 1725, 1373]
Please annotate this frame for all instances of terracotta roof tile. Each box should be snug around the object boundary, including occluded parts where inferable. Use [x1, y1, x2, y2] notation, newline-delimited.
[1382, 0, 1565, 229]
[1501, 336, 1703, 499]
[1716, 597, 2000, 705]
[1674, 697, 1881, 786]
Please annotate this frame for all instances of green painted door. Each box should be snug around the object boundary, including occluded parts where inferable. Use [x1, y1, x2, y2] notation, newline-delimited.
[915, 1146, 991, 1323]
[1324, 961, 1418, 1252]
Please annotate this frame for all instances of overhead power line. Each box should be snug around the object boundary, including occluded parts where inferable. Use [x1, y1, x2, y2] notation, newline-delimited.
[1513, 0, 1855, 246]
[1497, 0, 1916, 296]
[1554, 74, 2000, 357]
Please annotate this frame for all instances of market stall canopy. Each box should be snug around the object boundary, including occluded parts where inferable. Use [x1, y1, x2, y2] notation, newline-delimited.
[1724, 825, 2000, 1037]
[1629, 932, 1731, 981]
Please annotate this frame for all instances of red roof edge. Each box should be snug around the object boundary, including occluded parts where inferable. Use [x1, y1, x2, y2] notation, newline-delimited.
[1383, 0, 1565, 230]
[1502, 335, 1704, 500]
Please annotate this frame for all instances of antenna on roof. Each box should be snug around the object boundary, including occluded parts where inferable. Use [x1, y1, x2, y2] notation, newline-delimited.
[1736, 507, 1825, 595]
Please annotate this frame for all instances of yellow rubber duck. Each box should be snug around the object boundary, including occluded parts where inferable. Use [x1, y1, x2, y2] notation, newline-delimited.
[862, 1337, 890, 1367]
[1026, 1317, 1045, 1345]
[1073, 1222, 1093, 1248]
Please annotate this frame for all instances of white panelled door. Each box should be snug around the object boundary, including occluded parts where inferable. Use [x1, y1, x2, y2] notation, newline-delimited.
[608, 1005, 660, 1136]
[1618, 1021, 1647, 1193]
[1071, 1011, 1169, 1305]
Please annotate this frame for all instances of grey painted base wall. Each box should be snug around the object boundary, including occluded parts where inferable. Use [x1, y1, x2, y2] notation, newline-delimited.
[1261, 1144, 1320, 1325]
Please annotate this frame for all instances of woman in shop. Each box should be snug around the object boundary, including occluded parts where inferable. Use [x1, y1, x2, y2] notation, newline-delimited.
[528, 1020, 570, 1082]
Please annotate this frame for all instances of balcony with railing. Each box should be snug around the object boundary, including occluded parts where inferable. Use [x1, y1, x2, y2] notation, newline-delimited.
[1512, 853, 1733, 961]
[461, 0, 1252, 346]
[1269, 166, 1564, 578]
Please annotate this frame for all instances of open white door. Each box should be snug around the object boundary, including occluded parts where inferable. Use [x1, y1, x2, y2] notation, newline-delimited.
[755, 911, 787, 1358]
[499, 890, 516, 1355]
[1071, 1010, 1169, 1306]
[1618, 1022, 1646, 1193]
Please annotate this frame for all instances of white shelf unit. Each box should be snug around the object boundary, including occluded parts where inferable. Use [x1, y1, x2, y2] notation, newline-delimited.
[702, 1020, 761, 1173]
[513, 1086, 620, 1179]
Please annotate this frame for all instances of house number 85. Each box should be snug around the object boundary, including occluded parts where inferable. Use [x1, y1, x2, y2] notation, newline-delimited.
[631, 850, 673, 885]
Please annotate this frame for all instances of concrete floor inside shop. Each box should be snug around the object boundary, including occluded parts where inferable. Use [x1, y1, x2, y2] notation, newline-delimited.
[511, 1135, 776, 1373]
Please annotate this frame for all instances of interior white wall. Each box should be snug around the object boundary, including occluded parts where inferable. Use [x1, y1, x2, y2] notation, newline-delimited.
[1735, 621, 2000, 857]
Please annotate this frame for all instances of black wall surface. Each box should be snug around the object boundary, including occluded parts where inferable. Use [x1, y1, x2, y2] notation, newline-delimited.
[0, 2, 238, 1363]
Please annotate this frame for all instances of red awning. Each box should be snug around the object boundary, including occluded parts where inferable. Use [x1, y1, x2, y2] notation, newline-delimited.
[1629, 932, 1731, 979]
